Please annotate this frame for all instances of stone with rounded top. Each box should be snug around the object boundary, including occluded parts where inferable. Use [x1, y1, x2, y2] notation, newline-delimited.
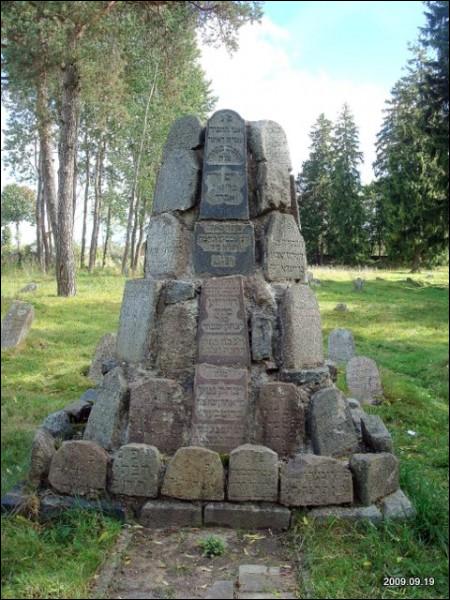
[49, 440, 109, 495]
[346, 356, 383, 404]
[110, 443, 161, 497]
[162, 115, 203, 158]
[328, 328, 356, 364]
[1, 300, 34, 349]
[152, 148, 200, 215]
[264, 212, 307, 282]
[228, 444, 278, 502]
[145, 213, 192, 279]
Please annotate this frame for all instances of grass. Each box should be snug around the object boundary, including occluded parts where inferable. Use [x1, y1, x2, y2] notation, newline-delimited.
[1, 264, 448, 598]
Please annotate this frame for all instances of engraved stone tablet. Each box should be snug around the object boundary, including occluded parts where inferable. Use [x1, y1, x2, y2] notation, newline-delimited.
[116, 278, 161, 363]
[128, 377, 187, 455]
[328, 328, 356, 364]
[280, 454, 353, 507]
[162, 115, 203, 159]
[264, 212, 307, 281]
[346, 356, 383, 404]
[200, 109, 248, 220]
[281, 284, 324, 369]
[162, 446, 224, 500]
[83, 367, 128, 450]
[228, 444, 278, 502]
[145, 213, 191, 279]
[194, 221, 255, 276]
[157, 299, 198, 376]
[191, 364, 249, 453]
[1, 300, 34, 349]
[258, 383, 306, 457]
[198, 276, 250, 367]
[110, 443, 161, 497]
[152, 148, 200, 214]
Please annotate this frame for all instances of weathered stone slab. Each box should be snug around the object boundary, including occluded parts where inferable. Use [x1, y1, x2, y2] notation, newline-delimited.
[381, 489, 416, 520]
[204, 503, 291, 530]
[248, 121, 292, 169]
[280, 367, 331, 388]
[310, 388, 359, 457]
[1, 483, 31, 516]
[228, 445, 278, 502]
[308, 505, 382, 524]
[139, 500, 202, 528]
[156, 299, 197, 376]
[20, 282, 37, 293]
[194, 221, 255, 276]
[110, 444, 161, 497]
[42, 410, 73, 439]
[88, 333, 117, 384]
[162, 446, 224, 501]
[198, 276, 250, 367]
[264, 213, 307, 282]
[152, 149, 200, 214]
[346, 356, 383, 404]
[39, 494, 125, 522]
[1, 300, 34, 349]
[48, 440, 109, 495]
[238, 565, 282, 594]
[328, 328, 355, 364]
[162, 115, 203, 158]
[116, 278, 161, 363]
[251, 314, 273, 361]
[145, 213, 191, 279]
[205, 580, 234, 599]
[164, 280, 196, 304]
[29, 428, 56, 486]
[258, 383, 305, 457]
[280, 454, 353, 507]
[63, 389, 96, 422]
[200, 109, 248, 220]
[83, 367, 128, 450]
[360, 413, 393, 452]
[128, 377, 186, 455]
[281, 285, 324, 369]
[191, 364, 249, 453]
[350, 452, 399, 505]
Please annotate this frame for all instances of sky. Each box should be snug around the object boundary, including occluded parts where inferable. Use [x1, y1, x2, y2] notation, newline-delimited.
[2, 0, 426, 244]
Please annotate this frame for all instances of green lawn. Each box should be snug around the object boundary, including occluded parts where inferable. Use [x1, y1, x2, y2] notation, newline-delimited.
[1, 265, 448, 599]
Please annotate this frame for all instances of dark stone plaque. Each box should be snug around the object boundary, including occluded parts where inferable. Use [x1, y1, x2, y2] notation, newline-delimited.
[191, 364, 249, 453]
[193, 221, 255, 276]
[198, 276, 250, 367]
[199, 109, 248, 220]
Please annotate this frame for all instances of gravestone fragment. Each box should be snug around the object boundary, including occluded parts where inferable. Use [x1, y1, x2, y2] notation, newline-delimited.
[162, 446, 224, 501]
[156, 299, 197, 376]
[29, 428, 56, 486]
[360, 413, 393, 452]
[350, 452, 399, 505]
[145, 213, 191, 279]
[49, 440, 109, 495]
[19, 282, 37, 293]
[83, 367, 128, 450]
[281, 284, 324, 369]
[310, 388, 359, 457]
[334, 303, 349, 312]
[164, 280, 196, 304]
[258, 383, 306, 456]
[194, 221, 255, 276]
[128, 377, 187, 454]
[264, 212, 307, 282]
[280, 454, 353, 506]
[251, 313, 273, 361]
[152, 149, 200, 214]
[139, 500, 203, 528]
[381, 489, 416, 520]
[198, 276, 250, 367]
[200, 109, 248, 220]
[346, 356, 383, 404]
[110, 444, 161, 497]
[42, 410, 73, 439]
[162, 115, 203, 158]
[308, 505, 382, 524]
[116, 278, 161, 363]
[205, 580, 234, 600]
[204, 503, 291, 530]
[1, 300, 34, 349]
[88, 333, 117, 384]
[228, 444, 278, 502]
[353, 278, 365, 291]
[328, 328, 356, 364]
[191, 364, 249, 453]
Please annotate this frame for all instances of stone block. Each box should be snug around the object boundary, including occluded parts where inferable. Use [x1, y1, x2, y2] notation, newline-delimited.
[164, 280, 196, 304]
[350, 452, 399, 505]
[204, 503, 291, 530]
[1, 300, 34, 349]
[156, 299, 197, 377]
[39, 494, 125, 522]
[145, 213, 192, 279]
[308, 504, 383, 524]
[162, 446, 224, 501]
[328, 328, 356, 364]
[360, 413, 393, 452]
[110, 444, 161, 497]
[251, 313, 273, 361]
[280, 367, 331, 387]
[63, 390, 96, 422]
[42, 410, 73, 439]
[152, 148, 200, 214]
[381, 489, 416, 520]
[228, 444, 278, 502]
[238, 565, 281, 593]
[346, 356, 383, 404]
[263, 212, 307, 282]
[29, 428, 56, 486]
[205, 580, 234, 599]
[48, 440, 109, 495]
[280, 454, 353, 507]
[139, 500, 202, 528]
[162, 115, 203, 158]
[88, 333, 116, 384]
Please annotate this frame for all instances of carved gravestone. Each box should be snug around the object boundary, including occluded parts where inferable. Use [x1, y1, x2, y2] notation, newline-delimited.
[191, 364, 249, 453]
[346, 356, 383, 404]
[1, 300, 34, 349]
[110, 443, 161, 497]
[328, 328, 356, 364]
[258, 383, 306, 456]
[162, 115, 203, 159]
[88, 333, 117, 384]
[197, 276, 250, 367]
[194, 221, 255, 276]
[128, 378, 187, 454]
[264, 212, 307, 282]
[156, 299, 198, 377]
[228, 444, 278, 502]
[116, 279, 161, 363]
[251, 313, 273, 361]
[145, 213, 192, 279]
[200, 109, 248, 220]
[49, 440, 109, 495]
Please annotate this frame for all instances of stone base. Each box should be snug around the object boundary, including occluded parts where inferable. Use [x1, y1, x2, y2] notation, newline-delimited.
[40, 494, 125, 522]
[204, 502, 291, 530]
[280, 367, 331, 387]
[139, 500, 202, 528]
[381, 489, 416, 520]
[307, 505, 382, 524]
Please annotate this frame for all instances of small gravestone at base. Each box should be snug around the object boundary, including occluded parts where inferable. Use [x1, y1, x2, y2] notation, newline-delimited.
[17, 108, 411, 530]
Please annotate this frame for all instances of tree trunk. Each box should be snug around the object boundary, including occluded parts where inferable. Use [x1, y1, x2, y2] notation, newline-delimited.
[36, 161, 44, 270]
[15, 222, 20, 254]
[102, 202, 112, 269]
[132, 195, 148, 272]
[56, 60, 80, 296]
[411, 248, 422, 273]
[130, 191, 141, 272]
[88, 139, 105, 272]
[80, 133, 90, 269]
[72, 105, 80, 223]
[41, 184, 50, 272]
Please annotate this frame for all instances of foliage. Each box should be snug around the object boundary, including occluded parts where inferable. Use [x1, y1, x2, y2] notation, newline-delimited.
[199, 535, 226, 558]
[1, 184, 36, 228]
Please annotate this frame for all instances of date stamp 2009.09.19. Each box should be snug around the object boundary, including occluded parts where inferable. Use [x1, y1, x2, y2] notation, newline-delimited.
[383, 577, 435, 587]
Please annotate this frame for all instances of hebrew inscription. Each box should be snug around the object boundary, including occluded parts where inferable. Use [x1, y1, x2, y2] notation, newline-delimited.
[264, 212, 307, 281]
